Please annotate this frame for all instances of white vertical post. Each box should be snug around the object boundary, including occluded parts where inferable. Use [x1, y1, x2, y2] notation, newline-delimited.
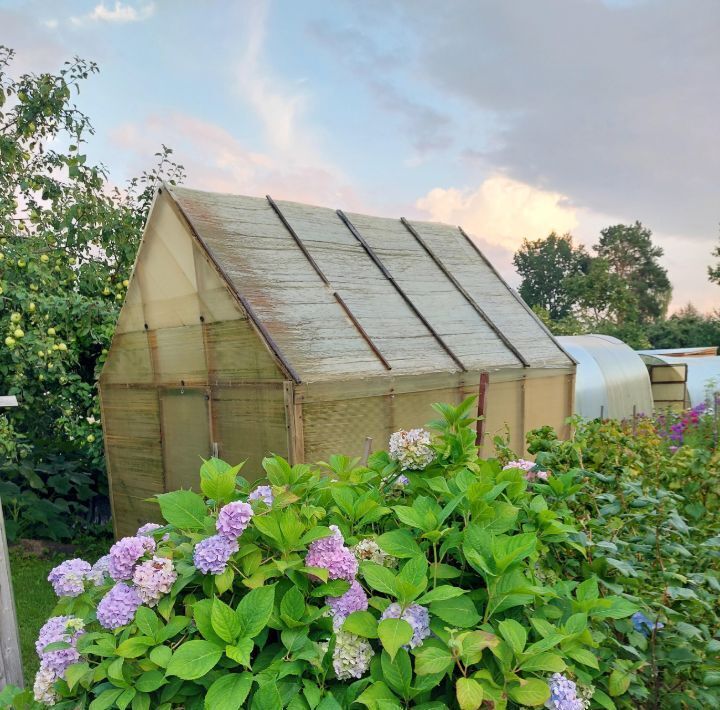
[1, 395, 23, 688]
[0, 500, 23, 688]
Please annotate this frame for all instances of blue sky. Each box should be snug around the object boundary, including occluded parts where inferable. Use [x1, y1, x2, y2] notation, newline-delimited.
[2, 0, 718, 311]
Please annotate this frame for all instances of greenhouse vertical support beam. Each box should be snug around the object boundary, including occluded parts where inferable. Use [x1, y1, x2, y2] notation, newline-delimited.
[400, 218, 530, 368]
[337, 209, 467, 373]
[266, 195, 392, 372]
[0, 500, 22, 688]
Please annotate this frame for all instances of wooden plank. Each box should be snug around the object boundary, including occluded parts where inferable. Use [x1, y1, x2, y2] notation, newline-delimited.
[476, 372, 490, 446]
[0, 397, 18, 408]
[0, 500, 23, 688]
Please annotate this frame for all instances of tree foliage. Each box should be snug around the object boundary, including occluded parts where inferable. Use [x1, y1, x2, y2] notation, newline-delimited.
[646, 304, 720, 350]
[594, 222, 672, 324]
[515, 223, 673, 349]
[513, 232, 589, 320]
[0, 46, 184, 538]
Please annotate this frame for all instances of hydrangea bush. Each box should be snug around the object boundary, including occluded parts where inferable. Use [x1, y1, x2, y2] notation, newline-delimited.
[14, 399, 644, 709]
[513, 414, 720, 709]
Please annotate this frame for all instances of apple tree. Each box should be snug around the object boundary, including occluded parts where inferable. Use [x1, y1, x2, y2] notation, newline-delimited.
[0, 46, 184, 539]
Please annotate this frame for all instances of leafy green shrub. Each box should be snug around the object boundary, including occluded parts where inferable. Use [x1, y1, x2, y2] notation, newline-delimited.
[519, 415, 720, 708]
[0, 45, 184, 541]
[13, 399, 637, 709]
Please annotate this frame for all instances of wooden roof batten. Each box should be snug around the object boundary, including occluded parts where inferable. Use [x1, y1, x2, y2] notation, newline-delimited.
[400, 217, 530, 368]
[265, 195, 392, 372]
[456, 226, 578, 367]
[335, 209, 468, 373]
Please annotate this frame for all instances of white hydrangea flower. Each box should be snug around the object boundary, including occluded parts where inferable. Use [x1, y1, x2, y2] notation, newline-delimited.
[388, 428, 434, 470]
[332, 631, 374, 680]
[351, 539, 397, 568]
[33, 664, 58, 706]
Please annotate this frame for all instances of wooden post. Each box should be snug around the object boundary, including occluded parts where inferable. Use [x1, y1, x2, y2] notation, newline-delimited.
[475, 372, 490, 447]
[0, 500, 23, 689]
[0, 395, 23, 688]
[361, 437, 373, 466]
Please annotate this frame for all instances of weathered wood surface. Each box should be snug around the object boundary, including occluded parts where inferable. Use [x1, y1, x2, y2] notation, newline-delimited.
[167, 186, 574, 381]
[0, 500, 23, 688]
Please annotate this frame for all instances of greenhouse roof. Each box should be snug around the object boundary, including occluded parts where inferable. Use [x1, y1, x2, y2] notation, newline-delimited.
[164, 186, 573, 381]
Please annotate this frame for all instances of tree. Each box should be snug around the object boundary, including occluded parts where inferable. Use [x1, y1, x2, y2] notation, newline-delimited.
[0, 46, 184, 538]
[594, 222, 672, 323]
[647, 304, 720, 350]
[513, 232, 589, 320]
[708, 231, 720, 285]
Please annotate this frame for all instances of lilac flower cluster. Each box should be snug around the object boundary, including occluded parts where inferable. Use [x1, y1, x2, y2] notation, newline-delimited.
[216, 500, 254, 538]
[47, 558, 91, 598]
[96, 582, 142, 630]
[380, 603, 431, 649]
[108, 535, 156, 581]
[327, 580, 368, 629]
[248, 485, 274, 506]
[388, 428, 434, 470]
[33, 616, 84, 705]
[305, 525, 358, 581]
[133, 556, 178, 606]
[546, 673, 584, 710]
[632, 611, 665, 637]
[503, 459, 549, 482]
[331, 631, 374, 680]
[193, 534, 239, 575]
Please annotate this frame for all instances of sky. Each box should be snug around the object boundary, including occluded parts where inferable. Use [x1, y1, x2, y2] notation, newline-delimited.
[1, 0, 718, 312]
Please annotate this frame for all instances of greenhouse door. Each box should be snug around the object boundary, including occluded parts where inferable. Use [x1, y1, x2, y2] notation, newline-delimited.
[159, 387, 212, 491]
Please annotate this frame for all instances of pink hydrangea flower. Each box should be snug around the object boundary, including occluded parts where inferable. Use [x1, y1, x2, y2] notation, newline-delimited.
[133, 556, 177, 606]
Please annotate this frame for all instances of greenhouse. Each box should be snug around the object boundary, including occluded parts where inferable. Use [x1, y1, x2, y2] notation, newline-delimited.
[99, 185, 575, 535]
[639, 348, 720, 408]
[557, 334, 653, 420]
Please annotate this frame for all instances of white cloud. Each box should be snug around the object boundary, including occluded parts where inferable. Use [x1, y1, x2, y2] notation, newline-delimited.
[71, 2, 155, 26]
[416, 175, 579, 251]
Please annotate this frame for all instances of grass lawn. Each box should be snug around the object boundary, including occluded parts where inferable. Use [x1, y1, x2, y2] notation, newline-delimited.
[9, 550, 61, 687]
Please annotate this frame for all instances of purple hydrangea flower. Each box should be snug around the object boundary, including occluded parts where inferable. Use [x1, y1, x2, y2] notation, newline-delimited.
[193, 534, 239, 575]
[332, 631, 374, 680]
[305, 526, 358, 582]
[327, 580, 368, 629]
[47, 558, 91, 597]
[133, 556, 177, 606]
[248, 485, 274, 506]
[35, 616, 84, 674]
[546, 673, 584, 710]
[216, 501, 254, 539]
[137, 522, 162, 536]
[108, 535, 155, 581]
[631, 611, 664, 637]
[96, 583, 142, 629]
[86, 555, 111, 587]
[380, 603, 431, 649]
